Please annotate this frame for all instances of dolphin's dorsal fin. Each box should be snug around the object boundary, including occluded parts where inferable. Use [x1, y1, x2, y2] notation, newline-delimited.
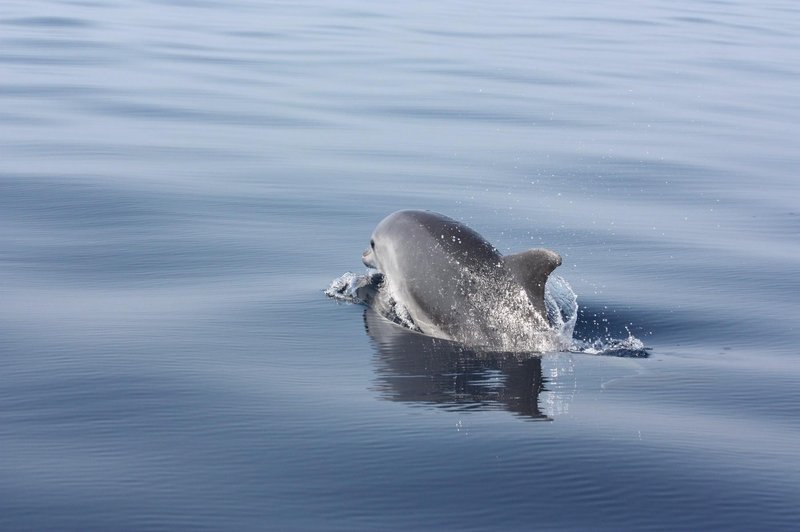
[502, 248, 562, 315]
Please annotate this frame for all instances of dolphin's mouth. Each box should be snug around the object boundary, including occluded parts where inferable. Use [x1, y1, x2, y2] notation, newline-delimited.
[362, 248, 377, 269]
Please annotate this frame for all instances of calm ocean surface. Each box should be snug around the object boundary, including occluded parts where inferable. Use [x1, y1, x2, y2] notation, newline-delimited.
[2, 0, 799, 530]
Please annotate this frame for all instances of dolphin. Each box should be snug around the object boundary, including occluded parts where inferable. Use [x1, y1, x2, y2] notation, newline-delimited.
[361, 210, 562, 350]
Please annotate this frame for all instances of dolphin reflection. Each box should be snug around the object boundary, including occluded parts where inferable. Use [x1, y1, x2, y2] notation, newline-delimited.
[364, 308, 556, 421]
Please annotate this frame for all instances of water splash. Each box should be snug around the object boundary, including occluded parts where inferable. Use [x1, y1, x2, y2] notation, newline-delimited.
[325, 271, 377, 303]
[571, 330, 650, 358]
[326, 271, 648, 357]
[544, 275, 579, 344]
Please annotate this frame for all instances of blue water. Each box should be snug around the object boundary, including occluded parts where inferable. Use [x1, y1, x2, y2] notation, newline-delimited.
[2, 0, 799, 529]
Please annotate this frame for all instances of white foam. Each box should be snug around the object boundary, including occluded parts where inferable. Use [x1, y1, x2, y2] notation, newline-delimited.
[571, 330, 649, 358]
[324, 271, 364, 302]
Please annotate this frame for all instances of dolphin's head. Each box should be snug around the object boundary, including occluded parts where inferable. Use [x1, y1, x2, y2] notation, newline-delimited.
[362, 210, 413, 271]
[362, 236, 378, 269]
[364, 214, 400, 270]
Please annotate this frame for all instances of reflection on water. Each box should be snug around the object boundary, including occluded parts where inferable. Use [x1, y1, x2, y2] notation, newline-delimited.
[365, 308, 576, 420]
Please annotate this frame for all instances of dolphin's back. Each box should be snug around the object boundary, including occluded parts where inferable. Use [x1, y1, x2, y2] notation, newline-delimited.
[376, 210, 498, 262]
[405, 210, 500, 265]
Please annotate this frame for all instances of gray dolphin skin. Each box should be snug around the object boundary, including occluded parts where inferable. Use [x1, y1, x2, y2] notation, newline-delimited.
[361, 210, 562, 350]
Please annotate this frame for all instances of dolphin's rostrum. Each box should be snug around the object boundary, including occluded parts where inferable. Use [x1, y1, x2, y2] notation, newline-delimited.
[361, 210, 562, 351]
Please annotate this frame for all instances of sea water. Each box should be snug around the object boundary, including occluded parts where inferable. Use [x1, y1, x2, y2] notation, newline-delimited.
[1, 0, 799, 529]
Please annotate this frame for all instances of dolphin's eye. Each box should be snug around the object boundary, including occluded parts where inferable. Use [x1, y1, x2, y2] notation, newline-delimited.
[370, 239, 375, 249]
